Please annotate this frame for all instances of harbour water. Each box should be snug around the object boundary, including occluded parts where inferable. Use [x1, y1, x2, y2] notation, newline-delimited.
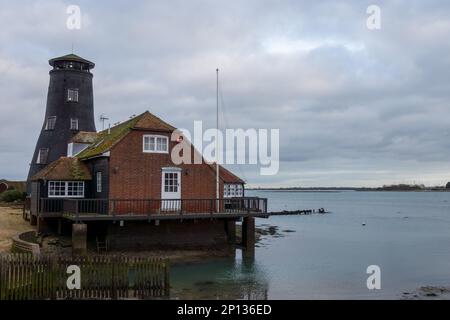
[171, 190, 450, 299]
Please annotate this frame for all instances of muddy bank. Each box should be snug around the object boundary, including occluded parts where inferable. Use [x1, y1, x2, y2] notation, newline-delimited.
[0, 203, 290, 265]
[402, 286, 450, 300]
[0, 203, 33, 253]
[235, 223, 295, 246]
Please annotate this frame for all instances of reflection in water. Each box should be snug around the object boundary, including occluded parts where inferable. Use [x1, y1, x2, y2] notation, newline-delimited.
[171, 191, 450, 299]
[170, 248, 268, 300]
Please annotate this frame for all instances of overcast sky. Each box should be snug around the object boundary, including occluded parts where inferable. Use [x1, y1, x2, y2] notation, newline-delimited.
[1, 0, 450, 187]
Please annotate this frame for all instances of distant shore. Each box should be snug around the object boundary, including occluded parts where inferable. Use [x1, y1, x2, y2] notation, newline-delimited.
[248, 187, 450, 192]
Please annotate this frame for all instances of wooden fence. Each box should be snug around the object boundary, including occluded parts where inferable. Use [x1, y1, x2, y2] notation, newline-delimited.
[0, 254, 170, 300]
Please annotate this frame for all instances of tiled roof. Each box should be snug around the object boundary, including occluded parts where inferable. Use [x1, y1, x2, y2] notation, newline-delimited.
[72, 110, 244, 184]
[76, 111, 175, 159]
[49, 53, 95, 68]
[208, 163, 246, 184]
[31, 157, 92, 181]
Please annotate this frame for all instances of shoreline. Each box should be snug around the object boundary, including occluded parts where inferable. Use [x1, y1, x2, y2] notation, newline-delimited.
[1, 203, 449, 299]
[249, 189, 450, 193]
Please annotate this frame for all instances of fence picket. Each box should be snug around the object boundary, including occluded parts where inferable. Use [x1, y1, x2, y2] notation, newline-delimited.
[0, 253, 169, 300]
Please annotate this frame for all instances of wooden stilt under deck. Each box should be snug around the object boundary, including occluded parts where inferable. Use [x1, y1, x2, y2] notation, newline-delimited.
[72, 223, 87, 255]
[225, 219, 236, 244]
[242, 216, 255, 256]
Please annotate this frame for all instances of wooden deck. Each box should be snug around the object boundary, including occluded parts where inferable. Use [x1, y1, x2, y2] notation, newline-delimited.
[36, 197, 269, 222]
[61, 211, 269, 222]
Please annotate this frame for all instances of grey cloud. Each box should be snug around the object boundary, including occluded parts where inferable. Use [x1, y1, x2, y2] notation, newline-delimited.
[0, 0, 450, 187]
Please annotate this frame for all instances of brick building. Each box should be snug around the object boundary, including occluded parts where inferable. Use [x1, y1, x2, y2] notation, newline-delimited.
[27, 54, 267, 253]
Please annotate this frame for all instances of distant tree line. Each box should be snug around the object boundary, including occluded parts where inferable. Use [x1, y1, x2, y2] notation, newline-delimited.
[250, 183, 450, 191]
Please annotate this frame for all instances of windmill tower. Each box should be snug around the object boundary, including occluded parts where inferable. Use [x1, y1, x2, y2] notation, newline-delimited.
[26, 54, 96, 192]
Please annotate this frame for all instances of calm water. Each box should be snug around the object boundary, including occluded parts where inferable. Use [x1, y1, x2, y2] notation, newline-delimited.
[171, 191, 450, 299]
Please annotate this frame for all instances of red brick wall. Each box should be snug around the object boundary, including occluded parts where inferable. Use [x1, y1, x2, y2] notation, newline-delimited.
[109, 130, 223, 200]
[106, 220, 232, 250]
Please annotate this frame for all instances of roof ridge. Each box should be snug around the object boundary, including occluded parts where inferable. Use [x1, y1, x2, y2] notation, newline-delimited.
[98, 111, 146, 134]
[76, 110, 176, 159]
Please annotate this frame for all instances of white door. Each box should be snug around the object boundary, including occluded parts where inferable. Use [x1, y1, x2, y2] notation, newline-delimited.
[161, 168, 181, 211]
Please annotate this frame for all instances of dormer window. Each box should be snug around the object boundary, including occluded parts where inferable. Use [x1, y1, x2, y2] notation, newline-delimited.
[37, 148, 49, 164]
[67, 88, 79, 102]
[45, 116, 56, 130]
[143, 135, 168, 153]
[70, 118, 79, 130]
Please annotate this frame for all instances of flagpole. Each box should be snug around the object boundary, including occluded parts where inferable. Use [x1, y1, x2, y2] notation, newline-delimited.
[216, 68, 219, 212]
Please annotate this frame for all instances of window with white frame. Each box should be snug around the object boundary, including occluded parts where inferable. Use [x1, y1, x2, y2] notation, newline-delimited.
[96, 172, 102, 193]
[163, 172, 179, 192]
[70, 118, 79, 130]
[67, 88, 79, 102]
[37, 148, 49, 164]
[224, 184, 244, 198]
[48, 181, 65, 197]
[48, 181, 84, 198]
[45, 116, 56, 130]
[143, 135, 168, 153]
[236, 184, 243, 197]
[67, 181, 84, 197]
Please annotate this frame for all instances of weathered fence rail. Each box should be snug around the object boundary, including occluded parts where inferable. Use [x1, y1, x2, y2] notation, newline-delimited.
[0, 254, 170, 300]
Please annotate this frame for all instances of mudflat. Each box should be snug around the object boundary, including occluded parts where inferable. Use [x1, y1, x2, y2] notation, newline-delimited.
[0, 203, 33, 253]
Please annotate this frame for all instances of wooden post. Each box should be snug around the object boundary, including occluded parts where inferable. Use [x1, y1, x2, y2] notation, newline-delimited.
[225, 219, 236, 244]
[111, 255, 117, 300]
[50, 255, 57, 300]
[242, 217, 255, 257]
[30, 214, 37, 226]
[0, 255, 3, 300]
[72, 223, 87, 255]
[37, 217, 50, 234]
[164, 258, 170, 297]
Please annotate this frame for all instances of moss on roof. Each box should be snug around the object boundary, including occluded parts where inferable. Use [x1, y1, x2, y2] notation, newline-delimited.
[76, 111, 175, 159]
[76, 115, 142, 159]
[31, 157, 92, 181]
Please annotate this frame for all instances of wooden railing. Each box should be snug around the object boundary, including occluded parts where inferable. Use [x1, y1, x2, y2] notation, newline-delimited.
[63, 198, 109, 215]
[40, 198, 64, 214]
[109, 197, 267, 216]
[39, 197, 268, 218]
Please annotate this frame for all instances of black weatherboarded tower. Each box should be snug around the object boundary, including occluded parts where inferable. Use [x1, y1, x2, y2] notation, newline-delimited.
[26, 54, 96, 191]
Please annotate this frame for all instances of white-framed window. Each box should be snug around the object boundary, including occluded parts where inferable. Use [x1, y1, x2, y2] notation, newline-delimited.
[143, 135, 168, 153]
[45, 116, 56, 130]
[67, 88, 79, 102]
[48, 181, 84, 198]
[224, 184, 231, 197]
[224, 184, 244, 198]
[37, 148, 49, 164]
[70, 118, 79, 130]
[67, 143, 74, 157]
[163, 172, 179, 193]
[236, 184, 243, 197]
[96, 172, 102, 193]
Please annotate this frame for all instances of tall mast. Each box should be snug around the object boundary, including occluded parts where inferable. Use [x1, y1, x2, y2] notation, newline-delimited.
[216, 68, 220, 212]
